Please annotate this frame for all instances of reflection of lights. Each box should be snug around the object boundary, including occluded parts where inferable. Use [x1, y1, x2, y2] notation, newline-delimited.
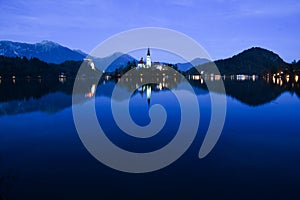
[236, 75, 246, 81]
[295, 75, 299, 82]
[90, 62, 96, 70]
[210, 76, 214, 81]
[105, 75, 110, 80]
[146, 85, 151, 103]
[85, 84, 96, 98]
[59, 77, 66, 83]
[140, 77, 143, 82]
[252, 75, 256, 81]
[91, 84, 96, 94]
[280, 79, 283, 86]
[272, 76, 276, 84]
[200, 78, 203, 84]
[58, 73, 66, 83]
[286, 75, 290, 83]
[12, 75, 16, 84]
[158, 83, 163, 90]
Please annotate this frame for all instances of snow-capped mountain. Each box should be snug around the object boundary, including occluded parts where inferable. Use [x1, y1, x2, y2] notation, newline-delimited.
[0, 40, 86, 64]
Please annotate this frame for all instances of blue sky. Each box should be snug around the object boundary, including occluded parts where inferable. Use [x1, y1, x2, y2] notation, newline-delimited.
[0, 0, 299, 62]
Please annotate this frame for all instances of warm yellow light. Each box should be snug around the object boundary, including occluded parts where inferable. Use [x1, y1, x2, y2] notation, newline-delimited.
[215, 75, 221, 80]
[192, 75, 200, 80]
[295, 75, 299, 82]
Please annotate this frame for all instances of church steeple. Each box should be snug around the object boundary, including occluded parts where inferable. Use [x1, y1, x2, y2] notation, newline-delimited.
[146, 48, 151, 68]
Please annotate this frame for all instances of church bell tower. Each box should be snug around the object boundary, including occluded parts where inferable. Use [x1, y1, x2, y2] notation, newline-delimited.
[146, 48, 151, 68]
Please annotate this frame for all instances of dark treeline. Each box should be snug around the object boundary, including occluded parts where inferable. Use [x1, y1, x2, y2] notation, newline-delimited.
[0, 56, 99, 79]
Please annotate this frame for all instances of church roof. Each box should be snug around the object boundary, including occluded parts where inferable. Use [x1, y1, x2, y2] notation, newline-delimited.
[138, 57, 144, 64]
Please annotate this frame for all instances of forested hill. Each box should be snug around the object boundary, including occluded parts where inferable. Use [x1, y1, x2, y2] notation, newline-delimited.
[187, 47, 299, 75]
[0, 56, 98, 78]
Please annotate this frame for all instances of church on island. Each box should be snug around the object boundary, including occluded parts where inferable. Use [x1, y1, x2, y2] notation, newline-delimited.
[137, 48, 163, 70]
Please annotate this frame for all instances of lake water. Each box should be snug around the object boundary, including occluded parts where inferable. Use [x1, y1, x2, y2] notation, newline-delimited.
[0, 77, 300, 199]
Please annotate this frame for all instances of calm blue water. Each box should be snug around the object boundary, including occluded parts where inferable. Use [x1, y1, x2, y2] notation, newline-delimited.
[0, 79, 300, 199]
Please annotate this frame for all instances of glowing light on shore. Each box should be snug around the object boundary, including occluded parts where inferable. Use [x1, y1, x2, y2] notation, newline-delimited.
[236, 75, 246, 81]
[286, 75, 290, 83]
[215, 75, 221, 80]
[192, 75, 200, 80]
[295, 75, 299, 82]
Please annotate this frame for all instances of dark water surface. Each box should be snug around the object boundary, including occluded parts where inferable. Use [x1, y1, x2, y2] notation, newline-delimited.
[0, 77, 300, 199]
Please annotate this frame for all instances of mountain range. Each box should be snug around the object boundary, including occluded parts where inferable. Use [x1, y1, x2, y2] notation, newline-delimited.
[0, 40, 209, 72]
[0, 40, 299, 75]
[0, 40, 86, 64]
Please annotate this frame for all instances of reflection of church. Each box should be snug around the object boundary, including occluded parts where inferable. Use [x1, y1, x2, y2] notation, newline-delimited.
[137, 85, 152, 105]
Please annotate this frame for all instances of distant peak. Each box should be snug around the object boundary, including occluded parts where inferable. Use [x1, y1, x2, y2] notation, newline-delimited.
[38, 40, 59, 46]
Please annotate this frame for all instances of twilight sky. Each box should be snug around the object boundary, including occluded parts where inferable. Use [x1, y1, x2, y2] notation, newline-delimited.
[0, 0, 299, 62]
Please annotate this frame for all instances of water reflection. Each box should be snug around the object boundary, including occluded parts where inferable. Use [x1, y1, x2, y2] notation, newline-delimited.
[0, 74, 300, 116]
[1, 74, 300, 199]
